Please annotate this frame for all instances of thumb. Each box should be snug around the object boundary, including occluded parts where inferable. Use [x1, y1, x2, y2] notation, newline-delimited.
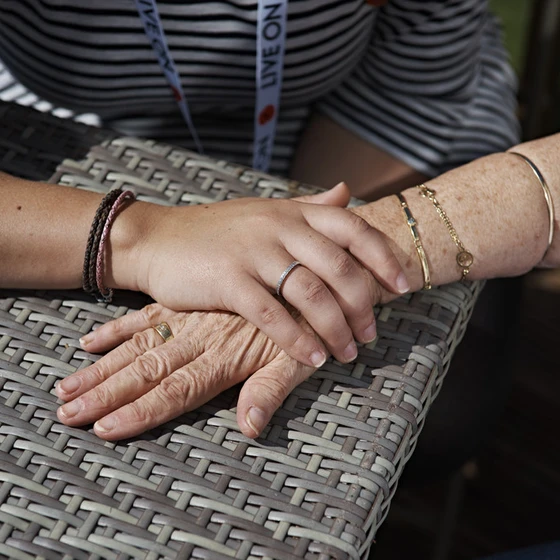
[295, 181, 350, 207]
[237, 356, 315, 438]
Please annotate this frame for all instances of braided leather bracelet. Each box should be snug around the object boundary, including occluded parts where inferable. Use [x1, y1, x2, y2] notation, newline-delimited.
[83, 189, 135, 302]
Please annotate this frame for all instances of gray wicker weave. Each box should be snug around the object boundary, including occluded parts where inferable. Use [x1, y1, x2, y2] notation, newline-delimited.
[0, 102, 483, 560]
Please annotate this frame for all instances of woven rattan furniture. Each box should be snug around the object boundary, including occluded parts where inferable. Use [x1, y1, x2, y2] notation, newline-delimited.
[0, 101, 483, 560]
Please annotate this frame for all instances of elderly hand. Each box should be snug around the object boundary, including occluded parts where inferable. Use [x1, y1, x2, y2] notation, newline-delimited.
[121, 182, 408, 367]
[56, 303, 318, 441]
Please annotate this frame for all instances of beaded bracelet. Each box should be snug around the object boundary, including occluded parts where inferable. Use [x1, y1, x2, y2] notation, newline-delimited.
[83, 189, 136, 303]
[396, 193, 431, 290]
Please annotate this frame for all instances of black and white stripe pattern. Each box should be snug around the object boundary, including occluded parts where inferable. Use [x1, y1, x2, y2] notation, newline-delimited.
[0, 63, 101, 125]
[0, 0, 519, 177]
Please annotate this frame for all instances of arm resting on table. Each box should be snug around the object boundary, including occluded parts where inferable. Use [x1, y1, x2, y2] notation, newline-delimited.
[0, 171, 407, 367]
[0, 172, 141, 291]
[351, 134, 560, 294]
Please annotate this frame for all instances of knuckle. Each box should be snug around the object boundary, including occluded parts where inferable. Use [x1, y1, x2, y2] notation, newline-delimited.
[86, 364, 110, 387]
[252, 207, 284, 231]
[348, 212, 372, 235]
[159, 375, 191, 408]
[302, 279, 330, 305]
[278, 330, 306, 357]
[271, 325, 316, 360]
[259, 303, 287, 328]
[251, 371, 297, 411]
[127, 399, 158, 428]
[331, 251, 355, 279]
[78, 360, 109, 386]
[287, 327, 305, 347]
[93, 383, 119, 409]
[132, 351, 169, 385]
[129, 330, 153, 354]
[140, 303, 165, 325]
[251, 379, 286, 411]
[104, 317, 124, 338]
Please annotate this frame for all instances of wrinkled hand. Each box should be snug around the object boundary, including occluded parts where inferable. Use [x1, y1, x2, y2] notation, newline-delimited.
[123, 183, 408, 367]
[57, 303, 316, 441]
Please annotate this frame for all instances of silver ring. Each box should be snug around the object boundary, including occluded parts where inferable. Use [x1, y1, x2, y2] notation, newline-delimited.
[276, 261, 301, 297]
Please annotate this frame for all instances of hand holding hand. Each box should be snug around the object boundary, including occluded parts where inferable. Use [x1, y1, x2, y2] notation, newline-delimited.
[123, 183, 408, 366]
[57, 304, 317, 441]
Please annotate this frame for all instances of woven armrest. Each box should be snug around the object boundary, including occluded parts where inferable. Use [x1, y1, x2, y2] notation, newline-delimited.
[0, 101, 114, 182]
[0, 102, 483, 560]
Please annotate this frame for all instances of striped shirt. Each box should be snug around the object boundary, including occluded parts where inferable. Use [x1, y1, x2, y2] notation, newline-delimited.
[0, 0, 520, 177]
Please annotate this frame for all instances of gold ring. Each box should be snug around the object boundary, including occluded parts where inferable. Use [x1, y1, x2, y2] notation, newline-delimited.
[152, 321, 174, 343]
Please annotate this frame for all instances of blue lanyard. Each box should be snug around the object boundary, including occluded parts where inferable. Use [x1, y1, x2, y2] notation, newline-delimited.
[134, 0, 288, 172]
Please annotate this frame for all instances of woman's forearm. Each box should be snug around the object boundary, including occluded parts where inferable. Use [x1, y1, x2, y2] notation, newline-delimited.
[352, 134, 560, 296]
[0, 172, 143, 290]
[0, 171, 407, 368]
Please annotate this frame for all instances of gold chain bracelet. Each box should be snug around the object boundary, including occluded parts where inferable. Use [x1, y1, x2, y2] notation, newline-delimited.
[417, 184, 474, 282]
[396, 193, 431, 290]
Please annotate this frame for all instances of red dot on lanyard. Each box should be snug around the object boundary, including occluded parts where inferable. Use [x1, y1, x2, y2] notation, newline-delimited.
[259, 104, 275, 126]
[365, 0, 387, 5]
[170, 85, 182, 102]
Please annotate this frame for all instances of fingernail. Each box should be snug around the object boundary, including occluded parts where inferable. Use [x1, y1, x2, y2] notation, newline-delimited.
[95, 416, 116, 434]
[310, 350, 327, 368]
[58, 375, 82, 396]
[396, 272, 410, 294]
[246, 406, 267, 437]
[363, 323, 377, 343]
[343, 341, 358, 362]
[79, 334, 93, 348]
[59, 398, 83, 419]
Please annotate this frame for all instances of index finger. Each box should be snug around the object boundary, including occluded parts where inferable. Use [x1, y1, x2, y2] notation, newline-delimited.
[92, 353, 244, 440]
[57, 333, 198, 429]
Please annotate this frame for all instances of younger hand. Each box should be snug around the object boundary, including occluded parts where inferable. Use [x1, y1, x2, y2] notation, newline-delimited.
[57, 304, 316, 440]
[124, 183, 408, 366]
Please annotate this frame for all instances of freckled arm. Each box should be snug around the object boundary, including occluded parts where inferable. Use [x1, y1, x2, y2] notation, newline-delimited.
[348, 136, 560, 298]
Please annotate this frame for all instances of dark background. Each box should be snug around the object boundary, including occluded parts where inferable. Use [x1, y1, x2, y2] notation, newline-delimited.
[370, 2, 560, 559]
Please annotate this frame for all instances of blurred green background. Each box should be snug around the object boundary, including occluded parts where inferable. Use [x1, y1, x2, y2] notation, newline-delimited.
[489, 0, 531, 75]
[489, 0, 560, 138]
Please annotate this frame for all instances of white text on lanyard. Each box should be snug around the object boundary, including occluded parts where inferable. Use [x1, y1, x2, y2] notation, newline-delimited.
[134, 0, 288, 173]
[253, 1, 288, 172]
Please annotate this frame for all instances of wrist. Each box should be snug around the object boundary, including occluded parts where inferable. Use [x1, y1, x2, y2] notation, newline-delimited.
[104, 199, 160, 294]
[351, 198, 425, 302]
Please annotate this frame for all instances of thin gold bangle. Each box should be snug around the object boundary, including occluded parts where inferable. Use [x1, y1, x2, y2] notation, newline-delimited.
[508, 151, 555, 260]
[396, 193, 431, 290]
[417, 184, 474, 282]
